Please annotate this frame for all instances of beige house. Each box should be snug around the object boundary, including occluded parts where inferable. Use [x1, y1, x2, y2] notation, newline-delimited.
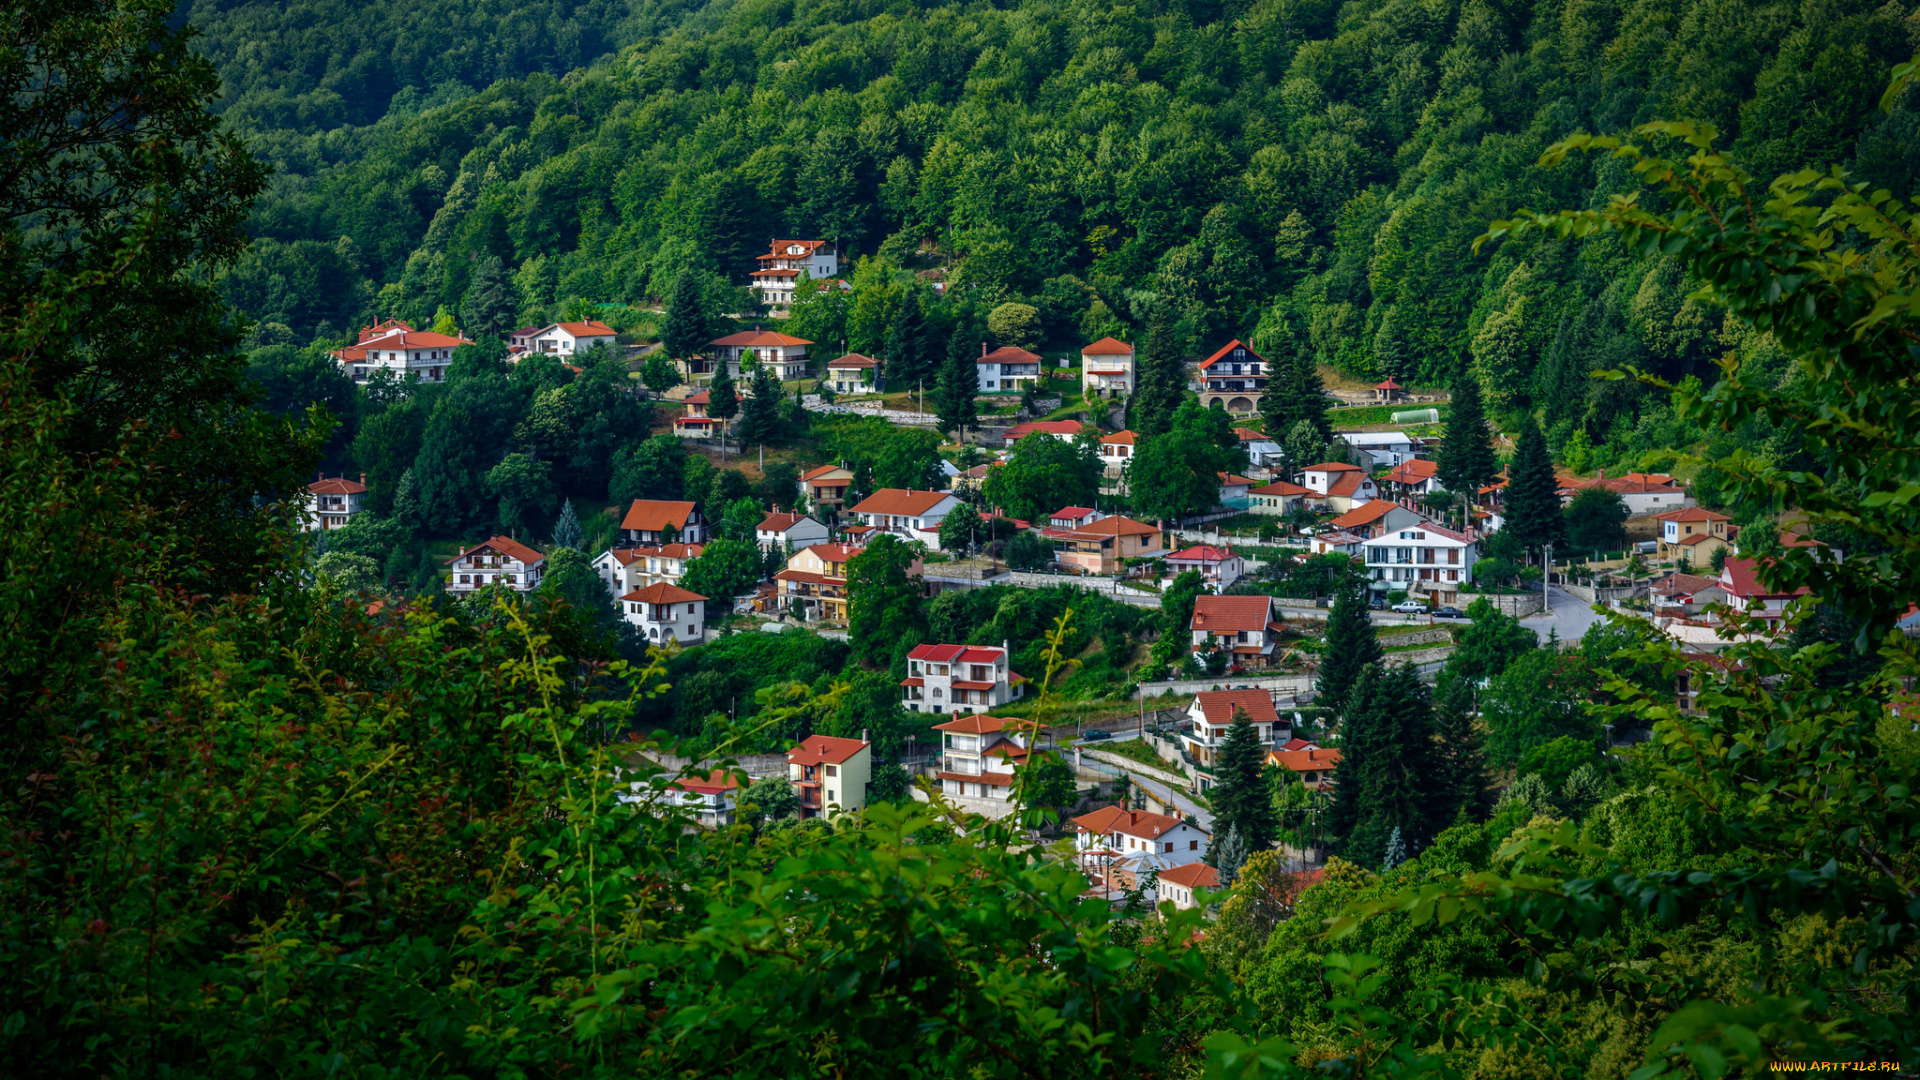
[711, 329, 813, 381]
[825, 353, 879, 394]
[798, 464, 856, 513]
[1248, 479, 1310, 515]
[1080, 336, 1135, 399]
[787, 734, 870, 821]
[1040, 515, 1164, 575]
[1655, 507, 1734, 567]
[593, 542, 704, 599]
[1155, 861, 1221, 910]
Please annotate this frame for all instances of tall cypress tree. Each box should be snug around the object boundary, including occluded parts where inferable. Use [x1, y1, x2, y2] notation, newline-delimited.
[1316, 572, 1383, 718]
[1127, 306, 1184, 436]
[662, 271, 711, 362]
[1437, 372, 1497, 511]
[1209, 709, 1278, 855]
[1327, 663, 1437, 867]
[934, 324, 979, 435]
[1503, 418, 1564, 554]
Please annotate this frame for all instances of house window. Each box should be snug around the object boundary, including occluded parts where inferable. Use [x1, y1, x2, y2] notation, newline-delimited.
[825, 765, 837, 777]
[1190, 840, 1198, 850]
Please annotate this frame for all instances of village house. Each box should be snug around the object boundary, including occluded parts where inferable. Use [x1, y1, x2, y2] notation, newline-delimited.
[620, 499, 706, 545]
[904, 643, 1026, 715]
[1155, 861, 1221, 911]
[846, 488, 962, 549]
[447, 536, 547, 594]
[787, 734, 870, 821]
[1236, 427, 1286, 474]
[1654, 508, 1734, 567]
[1042, 515, 1164, 576]
[756, 511, 829, 555]
[304, 474, 367, 531]
[1381, 458, 1445, 497]
[1328, 500, 1428, 540]
[521, 319, 618, 357]
[1309, 530, 1369, 558]
[1299, 462, 1380, 513]
[1338, 431, 1419, 470]
[950, 462, 994, 498]
[1717, 557, 1811, 619]
[750, 240, 840, 312]
[1188, 595, 1284, 668]
[797, 464, 856, 514]
[1268, 743, 1342, 790]
[1196, 339, 1268, 415]
[976, 344, 1044, 393]
[824, 353, 879, 395]
[1361, 523, 1478, 605]
[1099, 430, 1137, 493]
[711, 329, 813, 381]
[1002, 419, 1085, 448]
[1649, 571, 1730, 618]
[1165, 545, 1245, 589]
[1182, 688, 1287, 782]
[775, 542, 907, 623]
[1249, 479, 1312, 515]
[1217, 473, 1258, 509]
[1071, 806, 1211, 890]
[332, 320, 473, 384]
[662, 769, 740, 829]
[1079, 336, 1136, 399]
[931, 714, 1031, 818]
[672, 390, 721, 438]
[592, 542, 703, 599]
[1558, 471, 1692, 515]
[1048, 506, 1105, 530]
[618, 581, 708, 644]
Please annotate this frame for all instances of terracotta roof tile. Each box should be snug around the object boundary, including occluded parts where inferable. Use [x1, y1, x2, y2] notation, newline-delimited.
[448, 535, 545, 565]
[620, 500, 697, 533]
[620, 582, 708, 604]
[1189, 595, 1274, 633]
[1193, 689, 1280, 726]
[788, 734, 869, 766]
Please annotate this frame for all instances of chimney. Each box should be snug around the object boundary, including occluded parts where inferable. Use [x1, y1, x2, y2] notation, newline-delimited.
[861, 728, 868, 744]
[359, 473, 367, 486]
[1598, 468, 1607, 480]
[981, 342, 988, 358]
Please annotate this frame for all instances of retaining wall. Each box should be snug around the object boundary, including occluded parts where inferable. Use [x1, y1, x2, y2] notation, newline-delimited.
[1076, 747, 1188, 790]
[1137, 675, 1314, 699]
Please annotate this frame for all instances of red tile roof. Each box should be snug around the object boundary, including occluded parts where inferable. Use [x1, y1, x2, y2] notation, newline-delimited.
[308, 476, 367, 495]
[1303, 462, 1363, 473]
[1217, 472, 1257, 487]
[620, 582, 708, 604]
[910, 643, 1008, 664]
[1720, 558, 1811, 600]
[1193, 689, 1280, 727]
[1167, 545, 1237, 563]
[1326, 472, 1370, 498]
[931, 713, 1009, 734]
[981, 345, 1042, 364]
[1005, 420, 1085, 441]
[1081, 336, 1134, 355]
[939, 769, 1013, 787]
[1157, 862, 1221, 889]
[848, 488, 953, 517]
[1383, 459, 1439, 484]
[1071, 805, 1193, 840]
[448, 536, 546, 565]
[552, 320, 616, 337]
[1330, 501, 1401, 528]
[1100, 430, 1139, 446]
[670, 768, 742, 795]
[711, 330, 813, 347]
[1251, 480, 1311, 497]
[1199, 339, 1266, 370]
[1189, 595, 1274, 633]
[800, 464, 853, 482]
[685, 390, 710, 405]
[757, 511, 813, 533]
[1654, 507, 1730, 522]
[1268, 746, 1343, 773]
[620, 500, 697, 533]
[826, 352, 879, 368]
[787, 734, 869, 766]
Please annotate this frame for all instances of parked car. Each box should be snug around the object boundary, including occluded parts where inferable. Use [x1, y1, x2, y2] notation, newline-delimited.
[1368, 597, 1388, 610]
[1391, 600, 1427, 614]
[1081, 730, 1111, 741]
[1432, 605, 1467, 619]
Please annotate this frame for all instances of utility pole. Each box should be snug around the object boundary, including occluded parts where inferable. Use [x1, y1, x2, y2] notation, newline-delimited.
[1543, 541, 1553, 619]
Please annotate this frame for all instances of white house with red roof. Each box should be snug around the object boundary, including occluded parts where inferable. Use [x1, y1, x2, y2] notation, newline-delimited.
[1183, 688, 1287, 776]
[846, 488, 961, 549]
[1717, 557, 1811, 618]
[1217, 471, 1258, 507]
[1188, 595, 1283, 668]
[672, 390, 722, 439]
[1249, 479, 1311, 515]
[1071, 805, 1210, 884]
[619, 581, 708, 644]
[593, 543, 705, 599]
[787, 733, 869, 821]
[1381, 458, 1445, 497]
[447, 536, 547, 593]
[751, 240, 840, 312]
[755, 510, 829, 555]
[1197, 340, 1268, 415]
[976, 344, 1043, 392]
[1048, 506, 1105, 530]
[1165, 545, 1245, 589]
[711, 329, 813, 381]
[1155, 861, 1222, 910]
[1300, 462, 1379, 513]
[1268, 741, 1342, 789]
[524, 320, 618, 357]
[904, 643, 1026, 715]
[1099, 430, 1137, 494]
[332, 320, 474, 384]
[1080, 336, 1136, 398]
[1557, 471, 1692, 515]
[1328, 500, 1427, 540]
[824, 353, 879, 394]
[1002, 419, 1084, 447]
[304, 474, 367, 531]
[658, 769, 742, 828]
[1309, 530, 1369, 558]
[931, 713, 1033, 818]
[619, 499, 705, 545]
[1361, 523, 1478, 604]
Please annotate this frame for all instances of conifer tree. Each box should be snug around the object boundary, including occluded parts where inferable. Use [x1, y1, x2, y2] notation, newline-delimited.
[708, 364, 739, 454]
[1316, 572, 1383, 718]
[1256, 332, 1296, 437]
[1503, 418, 1564, 555]
[1127, 306, 1184, 437]
[885, 289, 932, 390]
[551, 499, 582, 551]
[1326, 663, 1437, 867]
[1429, 670, 1491, 823]
[1209, 709, 1278, 855]
[1437, 372, 1497, 521]
[738, 366, 782, 444]
[933, 324, 979, 435]
[663, 270, 711, 361]
[1288, 350, 1332, 441]
[1212, 825, 1246, 888]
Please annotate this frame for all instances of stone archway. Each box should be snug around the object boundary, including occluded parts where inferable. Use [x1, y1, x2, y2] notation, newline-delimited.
[1227, 396, 1255, 414]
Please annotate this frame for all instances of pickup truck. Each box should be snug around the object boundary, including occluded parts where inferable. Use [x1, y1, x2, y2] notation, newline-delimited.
[1390, 600, 1428, 614]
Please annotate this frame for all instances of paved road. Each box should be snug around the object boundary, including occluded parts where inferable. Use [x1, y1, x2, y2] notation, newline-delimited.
[1524, 584, 1605, 644]
[1074, 732, 1215, 830]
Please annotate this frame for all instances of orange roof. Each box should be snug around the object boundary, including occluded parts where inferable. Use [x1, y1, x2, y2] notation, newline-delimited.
[931, 713, 1009, 734]
[1081, 336, 1134, 355]
[800, 463, 853, 482]
[939, 769, 1014, 787]
[308, 476, 367, 495]
[1005, 420, 1085, 440]
[447, 535, 546, 565]
[848, 488, 953, 517]
[1383, 459, 1439, 484]
[1157, 862, 1221, 890]
[826, 352, 879, 369]
[684, 390, 710, 405]
[1100, 430, 1139, 446]
[1232, 426, 1264, 442]
[758, 511, 813, 533]
[1199, 339, 1265, 370]
[1217, 472, 1257, 487]
[797, 543, 866, 565]
[1193, 688, 1280, 726]
[1070, 805, 1194, 840]
[1373, 377, 1402, 390]
[1251, 480, 1311, 497]
[1327, 472, 1370, 499]
[552, 320, 616, 337]
[1189, 595, 1274, 633]
[1330, 501, 1400, 528]
[1303, 462, 1363, 473]
[620, 582, 708, 604]
[670, 768, 742, 795]
[1167, 545, 1237, 562]
[710, 330, 813, 347]
[981, 345, 1042, 363]
[1654, 507, 1731, 522]
[787, 734, 869, 766]
[1044, 515, 1160, 541]
[620, 500, 696, 533]
[333, 328, 474, 359]
[1267, 746, 1343, 773]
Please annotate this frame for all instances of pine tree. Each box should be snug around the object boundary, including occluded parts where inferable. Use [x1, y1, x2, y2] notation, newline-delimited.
[1289, 349, 1331, 441]
[1209, 709, 1279, 854]
[663, 270, 711, 361]
[392, 467, 422, 532]
[708, 364, 739, 453]
[1381, 826, 1406, 871]
[1211, 825, 1246, 888]
[551, 498, 582, 551]
[1127, 305, 1184, 437]
[1326, 663, 1437, 867]
[934, 324, 979, 435]
[885, 290, 932, 390]
[460, 253, 516, 341]
[739, 366, 782, 444]
[1503, 418, 1564, 555]
[1316, 572, 1383, 718]
[1437, 372, 1497, 518]
[1429, 671, 1491, 824]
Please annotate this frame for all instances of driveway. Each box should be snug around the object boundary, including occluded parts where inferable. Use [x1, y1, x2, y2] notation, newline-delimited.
[1524, 584, 1605, 644]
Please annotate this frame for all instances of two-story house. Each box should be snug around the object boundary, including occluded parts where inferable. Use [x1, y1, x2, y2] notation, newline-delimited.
[1650, 571, 1729, 618]
[1300, 462, 1379, 513]
[1071, 806, 1211, 875]
[663, 769, 741, 828]
[673, 390, 721, 438]
[593, 543, 704, 599]
[1268, 743, 1342, 790]
[1098, 430, 1137, 494]
[903, 643, 1026, 715]
[1188, 595, 1283, 667]
[1338, 431, 1419, 469]
[304, 474, 367, 531]
[932, 714, 1032, 818]
[523, 320, 617, 357]
[976, 344, 1043, 393]
[798, 464, 856, 514]
[1557, 471, 1692, 515]
[619, 581, 708, 643]
[787, 734, 870, 821]
[332, 320, 473, 384]
[1361, 524, 1478, 605]
[1079, 336, 1135, 399]
[1164, 545, 1245, 589]
[620, 500, 705, 545]
[756, 511, 829, 556]
[1249, 479, 1311, 515]
[711, 329, 813, 381]
[824, 353, 879, 395]
[750, 240, 840, 312]
[447, 536, 547, 593]
[1381, 458, 1445, 497]
[1328, 500, 1428, 540]
[1041, 515, 1164, 576]
[846, 488, 961, 549]
[1002, 419, 1084, 448]
[1155, 861, 1222, 910]
[1182, 688, 1287, 783]
[1048, 506, 1105, 530]
[1197, 339, 1267, 415]
[774, 542, 911, 623]
[1717, 557, 1811, 619]
[1655, 508, 1734, 567]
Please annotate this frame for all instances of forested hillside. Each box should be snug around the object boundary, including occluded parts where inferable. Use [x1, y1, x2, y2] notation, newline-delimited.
[226, 0, 1920, 458]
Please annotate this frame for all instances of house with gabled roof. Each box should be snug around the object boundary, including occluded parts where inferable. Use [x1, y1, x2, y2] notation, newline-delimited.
[711, 329, 813, 381]
[1299, 462, 1379, 513]
[751, 240, 840, 312]
[1557, 470, 1692, 515]
[1165, 545, 1245, 589]
[672, 390, 722, 439]
[1372, 376, 1406, 403]
[846, 488, 961, 549]
[1080, 336, 1136, 399]
[619, 581, 709, 644]
[447, 536, 547, 594]
[1183, 688, 1287, 777]
[619, 500, 705, 545]
[976, 344, 1043, 393]
[756, 511, 829, 555]
[932, 713, 1036, 818]
[524, 320, 618, 358]
[1249, 479, 1311, 516]
[1003, 419, 1085, 447]
[593, 543, 704, 599]
[332, 321, 474, 384]
[904, 643, 1026, 715]
[1099, 430, 1138, 493]
[1654, 507, 1733, 567]
[1041, 515, 1164, 576]
[825, 353, 879, 394]
[1197, 340, 1268, 415]
[1329, 500, 1427, 540]
[1268, 744, 1342, 789]
[661, 769, 742, 828]
[1717, 557, 1811, 618]
[1361, 523, 1478, 605]
[1156, 861, 1222, 910]
[1381, 458, 1445, 497]
[304, 474, 367, 531]
[787, 733, 869, 821]
[1071, 805, 1210, 879]
[1188, 595, 1283, 668]
[776, 542, 913, 623]
[797, 464, 856, 513]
